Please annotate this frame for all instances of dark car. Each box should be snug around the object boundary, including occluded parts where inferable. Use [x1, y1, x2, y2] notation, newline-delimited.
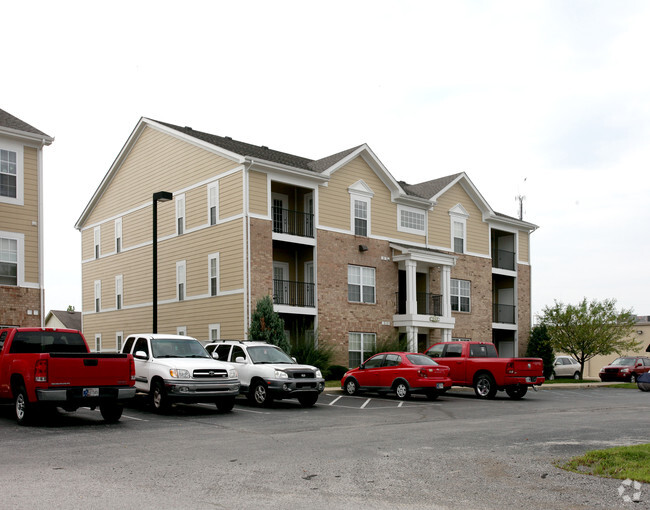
[341, 352, 452, 400]
[598, 356, 650, 383]
[637, 372, 650, 392]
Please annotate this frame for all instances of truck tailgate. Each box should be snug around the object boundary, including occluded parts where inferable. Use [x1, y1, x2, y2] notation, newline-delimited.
[510, 358, 544, 376]
[47, 353, 133, 387]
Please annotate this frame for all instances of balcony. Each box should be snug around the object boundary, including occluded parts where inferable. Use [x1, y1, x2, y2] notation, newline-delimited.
[272, 207, 314, 238]
[395, 292, 442, 316]
[273, 279, 315, 308]
[493, 303, 516, 324]
[492, 249, 515, 271]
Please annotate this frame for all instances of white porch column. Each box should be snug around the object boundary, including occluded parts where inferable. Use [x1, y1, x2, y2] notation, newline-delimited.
[407, 326, 418, 352]
[441, 265, 451, 318]
[442, 328, 452, 342]
[405, 259, 417, 315]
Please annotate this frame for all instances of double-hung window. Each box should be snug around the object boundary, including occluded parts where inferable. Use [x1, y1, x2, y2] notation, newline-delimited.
[348, 265, 375, 304]
[94, 227, 100, 259]
[453, 221, 465, 253]
[115, 275, 123, 310]
[208, 182, 218, 226]
[451, 279, 470, 312]
[0, 149, 17, 198]
[94, 280, 101, 312]
[208, 253, 219, 297]
[353, 199, 368, 236]
[348, 332, 376, 368]
[0, 237, 18, 286]
[115, 218, 122, 253]
[177, 261, 186, 301]
[176, 195, 185, 235]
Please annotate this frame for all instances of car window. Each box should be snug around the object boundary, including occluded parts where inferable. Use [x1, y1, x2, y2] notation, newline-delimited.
[644, 359, 650, 367]
[384, 354, 401, 367]
[470, 345, 491, 358]
[247, 345, 294, 364]
[364, 355, 385, 369]
[0, 330, 7, 352]
[215, 344, 231, 361]
[444, 344, 463, 357]
[406, 354, 438, 366]
[134, 337, 149, 357]
[232, 346, 246, 361]
[611, 358, 635, 366]
[426, 344, 445, 358]
[123, 336, 135, 354]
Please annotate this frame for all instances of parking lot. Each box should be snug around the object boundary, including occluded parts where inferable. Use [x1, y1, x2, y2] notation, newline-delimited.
[0, 387, 648, 509]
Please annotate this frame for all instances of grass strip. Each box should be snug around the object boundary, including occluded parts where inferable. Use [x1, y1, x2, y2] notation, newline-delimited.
[559, 444, 650, 483]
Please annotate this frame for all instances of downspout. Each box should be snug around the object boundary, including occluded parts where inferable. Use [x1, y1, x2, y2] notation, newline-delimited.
[244, 159, 254, 339]
[38, 141, 45, 327]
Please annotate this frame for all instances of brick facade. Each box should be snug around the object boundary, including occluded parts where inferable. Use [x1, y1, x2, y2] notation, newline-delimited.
[0, 286, 42, 327]
[249, 218, 274, 305]
[517, 263, 532, 353]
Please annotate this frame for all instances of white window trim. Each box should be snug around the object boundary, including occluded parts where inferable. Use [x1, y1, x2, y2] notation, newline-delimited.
[115, 274, 123, 310]
[348, 265, 376, 304]
[116, 331, 124, 353]
[94, 280, 101, 313]
[209, 323, 221, 342]
[94, 226, 101, 259]
[350, 196, 371, 236]
[451, 278, 471, 313]
[176, 260, 186, 301]
[348, 180, 373, 236]
[95, 334, 102, 352]
[449, 204, 469, 254]
[0, 231, 24, 286]
[208, 252, 220, 296]
[176, 194, 186, 235]
[208, 181, 219, 225]
[176, 326, 187, 336]
[397, 204, 427, 235]
[0, 141, 24, 206]
[115, 218, 123, 253]
[348, 332, 376, 368]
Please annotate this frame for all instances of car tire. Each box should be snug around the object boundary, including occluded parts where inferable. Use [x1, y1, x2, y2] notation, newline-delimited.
[151, 380, 170, 413]
[394, 380, 410, 400]
[505, 385, 528, 400]
[249, 381, 272, 407]
[549, 372, 555, 381]
[100, 402, 123, 423]
[573, 372, 580, 380]
[629, 374, 637, 384]
[216, 397, 235, 412]
[474, 373, 497, 399]
[14, 385, 34, 426]
[344, 378, 359, 396]
[298, 393, 319, 408]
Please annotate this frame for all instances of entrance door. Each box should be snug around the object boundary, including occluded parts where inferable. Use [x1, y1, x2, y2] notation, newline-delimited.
[272, 193, 288, 234]
[305, 261, 314, 307]
[273, 262, 289, 305]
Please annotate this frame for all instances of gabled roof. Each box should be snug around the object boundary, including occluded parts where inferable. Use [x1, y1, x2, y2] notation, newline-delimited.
[399, 173, 463, 200]
[45, 310, 82, 330]
[0, 108, 53, 143]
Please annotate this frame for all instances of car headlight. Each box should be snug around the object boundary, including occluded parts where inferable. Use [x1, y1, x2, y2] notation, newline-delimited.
[315, 369, 322, 379]
[228, 368, 238, 379]
[274, 369, 288, 379]
[169, 368, 191, 379]
[621, 368, 629, 373]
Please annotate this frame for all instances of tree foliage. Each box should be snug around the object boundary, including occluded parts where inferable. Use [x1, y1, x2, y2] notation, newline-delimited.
[540, 298, 639, 377]
[249, 295, 289, 352]
[526, 324, 555, 378]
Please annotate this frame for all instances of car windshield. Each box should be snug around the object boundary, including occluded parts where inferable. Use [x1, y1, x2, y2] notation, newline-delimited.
[248, 345, 294, 364]
[151, 338, 210, 359]
[406, 354, 439, 366]
[611, 358, 635, 366]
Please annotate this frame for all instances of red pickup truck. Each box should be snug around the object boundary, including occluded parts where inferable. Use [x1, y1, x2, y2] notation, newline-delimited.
[424, 341, 544, 399]
[0, 328, 136, 424]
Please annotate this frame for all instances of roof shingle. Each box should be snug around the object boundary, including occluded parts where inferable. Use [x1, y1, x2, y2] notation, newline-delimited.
[0, 108, 52, 139]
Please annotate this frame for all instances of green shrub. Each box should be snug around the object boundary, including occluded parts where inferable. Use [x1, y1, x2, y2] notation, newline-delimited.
[290, 331, 333, 374]
[325, 365, 348, 381]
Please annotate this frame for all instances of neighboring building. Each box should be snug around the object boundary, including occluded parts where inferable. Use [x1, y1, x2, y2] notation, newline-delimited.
[44, 309, 82, 330]
[583, 315, 650, 378]
[75, 118, 537, 365]
[0, 108, 53, 327]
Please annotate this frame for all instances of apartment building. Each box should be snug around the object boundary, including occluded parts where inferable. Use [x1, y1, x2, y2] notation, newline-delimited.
[75, 118, 537, 365]
[0, 108, 53, 327]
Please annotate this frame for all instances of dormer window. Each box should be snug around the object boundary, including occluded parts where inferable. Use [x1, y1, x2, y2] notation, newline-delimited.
[349, 180, 373, 237]
[449, 204, 469, 254]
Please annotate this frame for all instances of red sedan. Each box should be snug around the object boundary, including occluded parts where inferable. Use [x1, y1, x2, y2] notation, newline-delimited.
[341, 352, 452, 400]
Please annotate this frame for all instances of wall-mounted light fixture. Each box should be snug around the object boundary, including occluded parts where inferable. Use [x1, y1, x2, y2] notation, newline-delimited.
[359, 245, 368, 252]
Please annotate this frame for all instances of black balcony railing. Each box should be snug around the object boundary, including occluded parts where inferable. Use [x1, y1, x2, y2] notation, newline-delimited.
[395, 292, 442, 316]
[493, 303, 516, 324]
[273, 279, 315, 307]
[492, 249, 515, 271]
[272, 207, 314, 238]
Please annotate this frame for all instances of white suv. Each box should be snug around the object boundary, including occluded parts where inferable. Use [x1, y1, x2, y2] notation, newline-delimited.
[122, 334, 240, 413]
[550, 355, 581, 380]
[205, 341, 325, 407]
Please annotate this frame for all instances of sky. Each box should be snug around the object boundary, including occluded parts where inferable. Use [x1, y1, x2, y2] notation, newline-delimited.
[3, 1, 650, 321]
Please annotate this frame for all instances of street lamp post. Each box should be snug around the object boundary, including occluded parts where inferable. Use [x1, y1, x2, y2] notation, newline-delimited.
[153, 191, 173, 333]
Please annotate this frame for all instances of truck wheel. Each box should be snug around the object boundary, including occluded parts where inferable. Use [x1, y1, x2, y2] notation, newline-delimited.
[344, 378, 359, 396]
[249, 382, 272, 407]
[216, 397, 235, 412]
[151, 380, 170, 413]
[394, 380, 410, 400]
[630, 374, 637, 384]
[100, 402, 124, 423]
[298, 393, 319, 408]
[15, 385, 34, 426]
[505, 385, 528, 400]
[474, 374, 497, 399]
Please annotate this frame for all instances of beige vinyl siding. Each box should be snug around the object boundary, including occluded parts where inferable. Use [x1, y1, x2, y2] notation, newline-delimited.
[123, 206, 155, 249]
[81, 228, 94, 260]
[428, 183, 489, 255]
[185, 185, 206, 231]
[219, 171, 243, 218]
[82, 293, 246, 347]
[518, 230, 530, 263]
[318, 156, 425, 244]
[84, 126, 240, 226]
[248, 170, 267, 215]
[100, 221, 115, 256]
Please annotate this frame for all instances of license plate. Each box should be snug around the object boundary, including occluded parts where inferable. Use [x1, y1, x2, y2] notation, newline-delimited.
[525, 377, 536, 383]
[436, 383, 444, 389]
[83, 388, 99, 397]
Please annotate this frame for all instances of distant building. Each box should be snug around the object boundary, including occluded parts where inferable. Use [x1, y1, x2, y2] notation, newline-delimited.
[0, 108, 53, 327]
[76, 118, 537, 365]
[44, 309, 82, 330]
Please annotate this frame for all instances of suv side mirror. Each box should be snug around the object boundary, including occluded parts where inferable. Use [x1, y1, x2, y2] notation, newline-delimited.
[211, 352, 219, 360]
[134, 350, 148, 360]
[235, 356, 246, 363]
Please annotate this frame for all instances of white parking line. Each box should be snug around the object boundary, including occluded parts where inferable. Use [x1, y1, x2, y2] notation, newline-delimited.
[398, 401, 404, 407]
[360, 398, 372, 409]
[329, 396, 343, 406]
[121, 414, 148, 421]
[196, 403, 269, 414]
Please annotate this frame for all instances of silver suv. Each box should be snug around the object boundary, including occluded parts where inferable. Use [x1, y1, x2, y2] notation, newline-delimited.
[205, 341, 325, 407]
[550, 355, 581, 380]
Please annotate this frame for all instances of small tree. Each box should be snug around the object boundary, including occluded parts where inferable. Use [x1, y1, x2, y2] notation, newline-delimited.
[526, 324, 555, 379]
[249, 295, 289, 352]
[540, 298, 639, 378]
